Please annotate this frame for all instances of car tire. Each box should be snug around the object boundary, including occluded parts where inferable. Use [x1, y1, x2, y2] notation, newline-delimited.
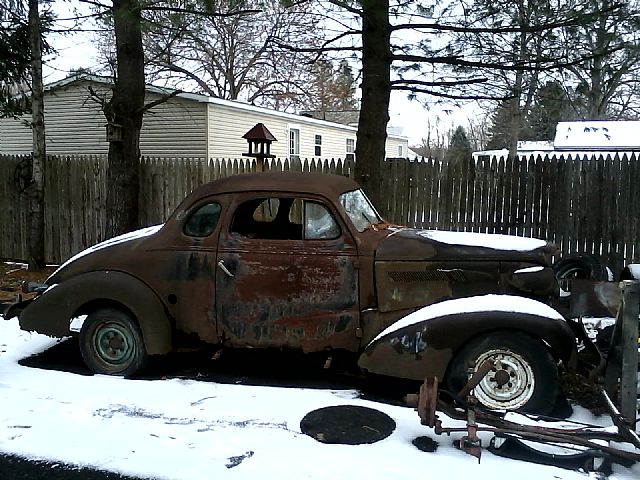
[553, 254, 608, 282]
[79, 308, 147, 376]
[446, 332, 558, 415]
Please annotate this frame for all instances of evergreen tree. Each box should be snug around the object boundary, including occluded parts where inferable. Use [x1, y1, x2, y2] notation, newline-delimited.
[447, 125, 472, 162]
[485, 101, 512, 150]
[0, 3, 31, 117]
[527, 81, 575, 140]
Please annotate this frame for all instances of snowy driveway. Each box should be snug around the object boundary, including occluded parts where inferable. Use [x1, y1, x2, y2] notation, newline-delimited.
[0, 316, 638, 480]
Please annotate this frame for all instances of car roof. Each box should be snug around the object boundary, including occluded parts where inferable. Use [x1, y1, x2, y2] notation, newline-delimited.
[187, 171, 361, 199]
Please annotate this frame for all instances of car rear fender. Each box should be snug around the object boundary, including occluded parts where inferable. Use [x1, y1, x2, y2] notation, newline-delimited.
[19, 270, 172, 355]
[357, 300, 576, 382]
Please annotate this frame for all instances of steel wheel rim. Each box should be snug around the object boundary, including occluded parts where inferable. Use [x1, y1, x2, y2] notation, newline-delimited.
[473, 349, 534, 410]
[93, 322, 135, 366]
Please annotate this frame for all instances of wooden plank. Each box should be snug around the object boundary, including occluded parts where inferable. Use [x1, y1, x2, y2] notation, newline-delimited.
[387, 159, 399, 224]
[428, 158, 441, 228]
[522, 156, 535, 238]
[632, 153, 639, 263]
[538, 154, 550, 242]
[414, 159, 426, 229]
[487, 157, 500, 234]
[399, 159, 410, 225]
[479, 157, 491, 233]
[461, 156, 473, 230]
[619, 153, 631, 269]
[486, 156, 497, 233]
[513, 155, 524, 236]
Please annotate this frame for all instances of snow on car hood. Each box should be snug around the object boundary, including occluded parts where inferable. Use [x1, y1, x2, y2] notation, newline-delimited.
[370, 294, 565, 345]
[416, 230, 548, 251]
[375, 228, 555, 262]
[50, 224, 163, 278]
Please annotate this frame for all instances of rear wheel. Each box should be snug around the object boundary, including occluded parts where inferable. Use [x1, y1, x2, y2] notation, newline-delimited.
[79, 308, 147, 376]
[447, 332, 558, 414]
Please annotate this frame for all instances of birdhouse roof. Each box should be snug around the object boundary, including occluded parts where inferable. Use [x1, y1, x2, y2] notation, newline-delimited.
[242, 123, 277, 142]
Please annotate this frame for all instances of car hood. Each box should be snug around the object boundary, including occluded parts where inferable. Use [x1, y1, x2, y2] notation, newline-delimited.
[47, 225, 164, 284]
[375, 228, 556, 264]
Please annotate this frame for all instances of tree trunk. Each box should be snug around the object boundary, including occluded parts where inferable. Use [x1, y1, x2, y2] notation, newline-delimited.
[507, 4, 528, 160]
[354, 0, 391, 215]
[27, 0, 45, 270]
[106, 0, 145, 238]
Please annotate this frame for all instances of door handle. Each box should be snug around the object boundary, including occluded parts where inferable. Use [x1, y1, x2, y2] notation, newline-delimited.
[217, 260, 234, 277]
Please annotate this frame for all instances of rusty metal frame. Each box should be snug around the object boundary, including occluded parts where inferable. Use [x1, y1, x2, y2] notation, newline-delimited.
[406, 373, 640, 467]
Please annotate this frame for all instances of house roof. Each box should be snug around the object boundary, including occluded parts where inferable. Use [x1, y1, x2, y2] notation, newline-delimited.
[301, 110, 360, 126]
[554, 121, 640, 150]
[46, 74, 408, 140]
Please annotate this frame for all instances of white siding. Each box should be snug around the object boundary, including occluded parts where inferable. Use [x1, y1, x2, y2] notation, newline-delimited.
[139, 93, 207, 157]
[0, 115, 33, 153]
[207, 101, 408, 160]
[207, 102, 357, 159]
[0, 76, 409, 160]
[385, 136, 409, 158]
[0, 80, 208, 157]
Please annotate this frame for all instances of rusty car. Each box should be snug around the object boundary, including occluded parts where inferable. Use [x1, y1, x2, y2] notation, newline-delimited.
[7, 172, 578, 414]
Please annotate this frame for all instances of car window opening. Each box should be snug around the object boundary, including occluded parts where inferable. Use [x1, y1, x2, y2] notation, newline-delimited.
[231, 197, 339, 240]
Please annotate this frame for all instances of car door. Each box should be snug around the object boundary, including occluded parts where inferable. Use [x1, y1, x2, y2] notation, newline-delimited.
[215, 193, 360, 352]
[163, 198, 224, 344]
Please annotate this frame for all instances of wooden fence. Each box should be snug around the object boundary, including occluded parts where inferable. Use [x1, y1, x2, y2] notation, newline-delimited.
[1, 152, 640, 276]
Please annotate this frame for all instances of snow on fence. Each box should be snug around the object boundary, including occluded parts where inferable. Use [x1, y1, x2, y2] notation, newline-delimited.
[1, 152, 640, 276]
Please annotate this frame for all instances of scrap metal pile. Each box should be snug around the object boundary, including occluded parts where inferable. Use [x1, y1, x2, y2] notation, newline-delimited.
[406, 376, 639, 471]
[406, 280, 640, 471]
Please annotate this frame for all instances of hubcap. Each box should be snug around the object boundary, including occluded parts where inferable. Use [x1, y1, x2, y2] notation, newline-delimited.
[472, 349, 534, 410]
[94, 322, 134, 366]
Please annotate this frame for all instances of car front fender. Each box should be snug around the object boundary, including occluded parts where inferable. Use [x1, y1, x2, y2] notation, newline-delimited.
[18, 270, 172, 355]
[358, 296, 577, 382]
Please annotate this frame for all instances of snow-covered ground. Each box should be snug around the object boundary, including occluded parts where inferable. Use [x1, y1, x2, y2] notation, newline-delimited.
[0, 316, 638, 480]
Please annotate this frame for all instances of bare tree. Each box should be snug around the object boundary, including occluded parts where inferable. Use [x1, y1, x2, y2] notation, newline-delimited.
[306, 58, 359, 113]
[559, 0, 640, 119]
[139, 0, 322, 111]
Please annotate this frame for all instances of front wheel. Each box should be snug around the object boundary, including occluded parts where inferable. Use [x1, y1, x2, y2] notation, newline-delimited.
[79, 308, 147, 376]
[446, 332, 558, 415]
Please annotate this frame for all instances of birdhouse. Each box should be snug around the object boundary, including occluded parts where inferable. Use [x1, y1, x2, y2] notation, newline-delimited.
[105, 122, 123, 142]
[242, 123, 277, 172]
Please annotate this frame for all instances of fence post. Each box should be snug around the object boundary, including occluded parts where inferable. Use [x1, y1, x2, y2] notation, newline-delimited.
[617, 280, 640, 424]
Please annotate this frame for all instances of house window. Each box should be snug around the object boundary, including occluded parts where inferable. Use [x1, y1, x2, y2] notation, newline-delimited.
[289, 128, 300, 160]
[314, 134, 322, 157]
[398, 145, 403, 157]
[346, 138, 355, 161]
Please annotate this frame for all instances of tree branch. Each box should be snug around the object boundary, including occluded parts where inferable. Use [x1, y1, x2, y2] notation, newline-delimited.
[140, 90, 181, 113]
[391, 78, 487, 87]
[392, 85, 509, 101]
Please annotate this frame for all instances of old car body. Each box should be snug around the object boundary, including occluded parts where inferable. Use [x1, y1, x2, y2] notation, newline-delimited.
[8, 172, 576, 414]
